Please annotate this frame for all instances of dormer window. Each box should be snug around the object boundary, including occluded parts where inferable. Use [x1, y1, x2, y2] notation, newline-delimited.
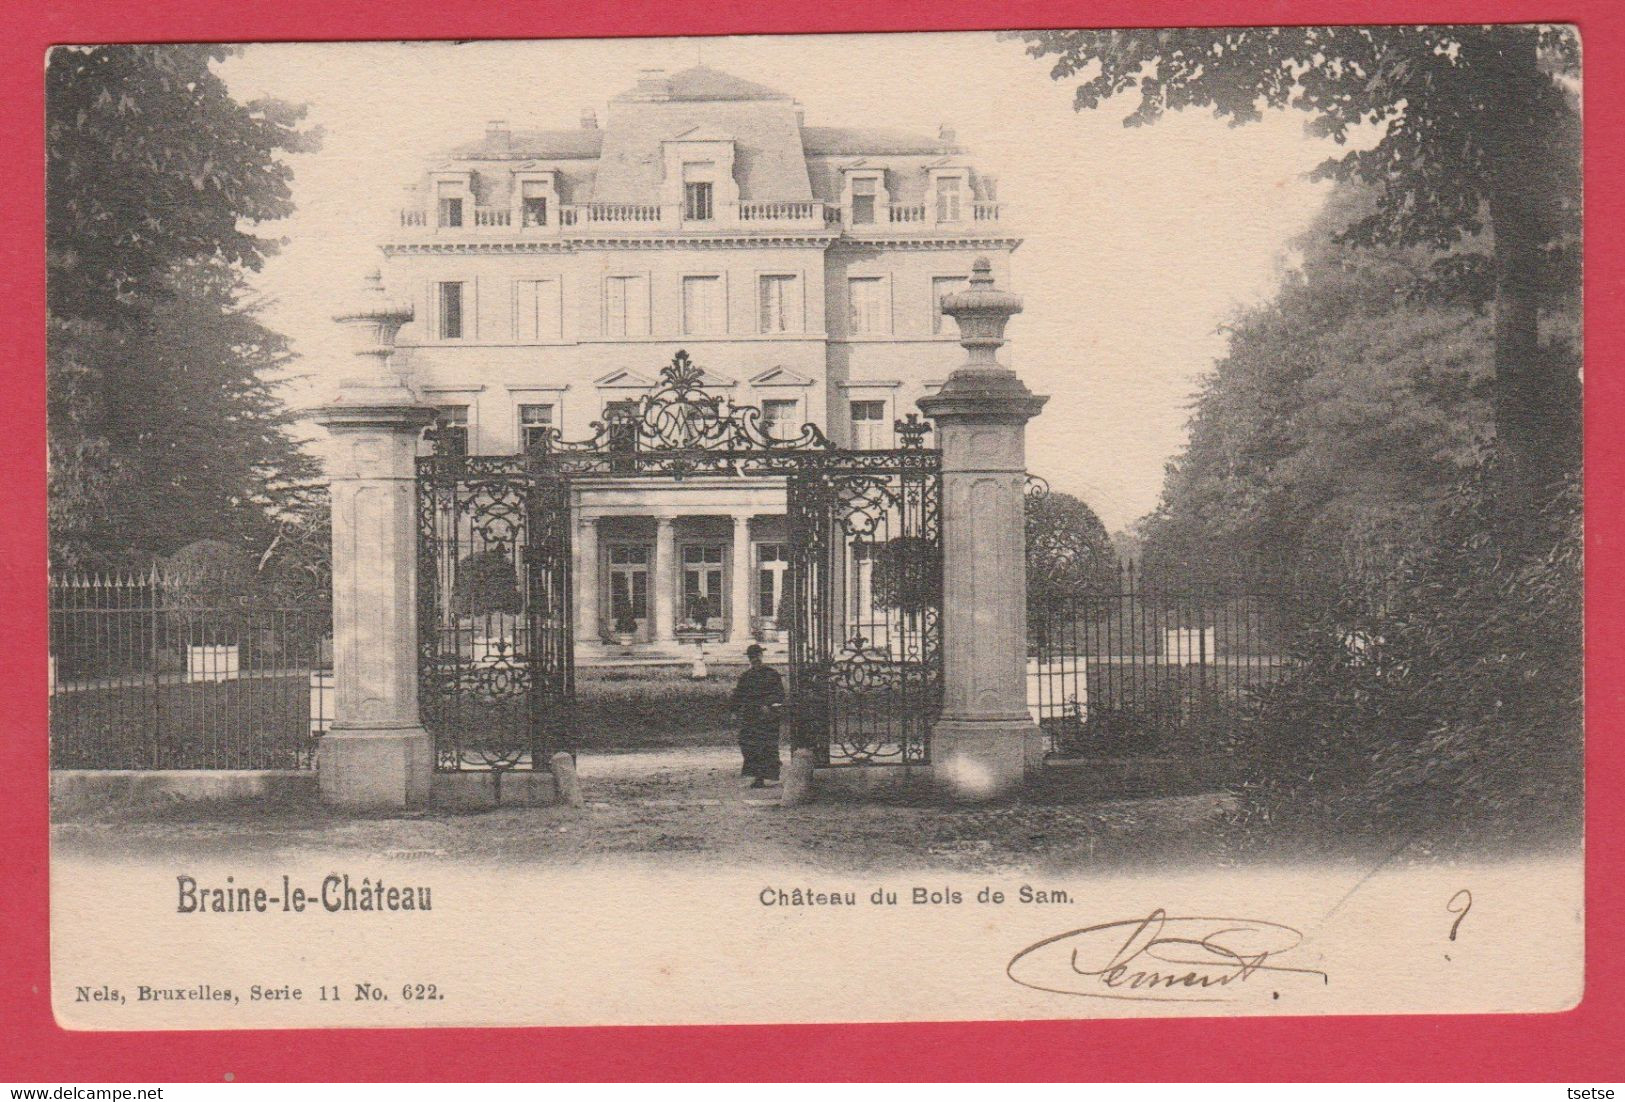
[935, 176, 963, 223]
[850, 177, 878, 225]
[684, 181, 714, 222]
[681, 161, 717, 222]
[438, 195, 464, 228]
[513, 173, 558, 230]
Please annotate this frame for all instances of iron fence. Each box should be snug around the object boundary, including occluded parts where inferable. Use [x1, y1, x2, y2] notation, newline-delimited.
[49, 572, 333, 770]
[1028, 563, 1296, 756]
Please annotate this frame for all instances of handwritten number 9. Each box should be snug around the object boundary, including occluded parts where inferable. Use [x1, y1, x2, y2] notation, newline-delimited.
[1446, 889, 1472, 941]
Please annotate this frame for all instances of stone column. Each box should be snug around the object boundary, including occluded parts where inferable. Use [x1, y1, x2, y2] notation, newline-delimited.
[652, 515, 677, 643]
[728, 514, 754, 644]
[576, 515, 599, 643]
[917, 257, 1047, 801]
[315, 272, 437, 810]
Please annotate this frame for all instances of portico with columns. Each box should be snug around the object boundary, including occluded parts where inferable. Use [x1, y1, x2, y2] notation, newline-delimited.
[572, 478, 788, 659]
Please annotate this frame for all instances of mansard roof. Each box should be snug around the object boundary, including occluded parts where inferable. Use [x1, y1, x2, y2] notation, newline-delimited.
[431, 67, 973, 204]
[622, 66, 790, 103]
[449, 128, 605, 160]
[800, 126, 963, 156]
[592, 92, 812, 203]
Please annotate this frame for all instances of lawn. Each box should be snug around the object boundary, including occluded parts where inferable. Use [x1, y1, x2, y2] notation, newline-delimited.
[49, 663, 751, 771]
[50, 674, 317, 770]
[574, 663, 746, 753]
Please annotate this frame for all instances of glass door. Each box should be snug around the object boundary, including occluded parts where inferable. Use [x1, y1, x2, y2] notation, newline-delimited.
[756, 543, 787, 630]
[605, 543, 651, 641]
[681, 544, 725, 634]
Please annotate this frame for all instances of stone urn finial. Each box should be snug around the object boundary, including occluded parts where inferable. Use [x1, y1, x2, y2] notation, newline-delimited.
[941, 256, 1023, 371]
[333, 269, 415, 387]
[919, 256, 1044, 424]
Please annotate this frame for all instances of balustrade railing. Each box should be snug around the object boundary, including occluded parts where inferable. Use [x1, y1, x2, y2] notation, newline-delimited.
[394, 195, 999, 234]
[738, 200, 818, 222]
[583, 202, 662, 223]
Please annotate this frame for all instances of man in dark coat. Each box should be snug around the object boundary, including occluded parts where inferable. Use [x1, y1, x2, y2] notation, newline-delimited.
[730, 643, 783, 787]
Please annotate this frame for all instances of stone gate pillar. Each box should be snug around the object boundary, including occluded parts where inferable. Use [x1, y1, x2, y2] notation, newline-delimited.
[315, 273, 437, 809]
[917, 258, 1047, 800]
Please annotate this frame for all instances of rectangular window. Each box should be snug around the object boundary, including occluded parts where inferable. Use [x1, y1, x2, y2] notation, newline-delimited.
[681, 275, 724, 335]
[850, 399, 889, 450]
[431, 407, 468, 457]
[603, 399, 639, 454]
[761, 398, 799, 441]
[604, 275, 649, 337]
[850, 177, 877, 224]
[848, 277, 889, 335]
[683, 181, 714, 222]
[521, 196, 548, 227]
[607, 544, 650, 629]
[518, 403, 554, 454]
[756, 543, 787, 621]
[438, 281, 464, 340]
[758, 274, 798, 334]
[935, 177, 963, 223]
[438, 195, 464, 228]
[681, 544, 725, 625]
[932, 276, 968, 335]
[514, 278, 562, 341]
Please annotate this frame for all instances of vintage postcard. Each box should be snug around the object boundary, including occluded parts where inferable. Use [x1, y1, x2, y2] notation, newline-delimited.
[46, 29, 1583, 1030]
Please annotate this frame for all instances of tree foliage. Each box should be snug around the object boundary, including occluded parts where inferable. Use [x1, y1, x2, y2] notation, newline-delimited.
[47, 45, 314, 323]
[453, 550, 524, 618]
[1026, 485, 1116, 601]
[1014, 25, 1581, 497]
[1126, 182, 1581, 848]
[1138, 184, 1518, 592]
[1238, 462, 1581, 848]
[46, 46, 320, 571]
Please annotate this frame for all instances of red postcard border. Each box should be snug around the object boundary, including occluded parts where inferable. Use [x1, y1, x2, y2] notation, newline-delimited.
[2, 0, 1619, 1083]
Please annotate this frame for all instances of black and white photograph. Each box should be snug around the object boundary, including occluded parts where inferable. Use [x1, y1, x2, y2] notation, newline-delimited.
[45, 27, 1584, 1029]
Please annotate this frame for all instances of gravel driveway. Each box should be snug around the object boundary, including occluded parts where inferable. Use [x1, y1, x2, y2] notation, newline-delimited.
[52, 745, 1241, 874]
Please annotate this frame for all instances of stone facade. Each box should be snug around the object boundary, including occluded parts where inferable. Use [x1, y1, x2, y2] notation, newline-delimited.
[378, 65, 1019, 660]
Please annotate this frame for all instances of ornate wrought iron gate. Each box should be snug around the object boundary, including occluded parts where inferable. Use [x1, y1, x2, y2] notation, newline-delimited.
[416, 351, 943, 773]
[785, 422, 942, 767]
[417, 455, 573, 775]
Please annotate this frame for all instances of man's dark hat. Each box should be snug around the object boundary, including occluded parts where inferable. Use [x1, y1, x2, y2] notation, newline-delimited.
[745, 643, 765, 656]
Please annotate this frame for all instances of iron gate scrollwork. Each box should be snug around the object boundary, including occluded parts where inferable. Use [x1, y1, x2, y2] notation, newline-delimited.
[786, 425, 942, 767]
[417, 453, 573, 774]
[416, 350, 942, 772]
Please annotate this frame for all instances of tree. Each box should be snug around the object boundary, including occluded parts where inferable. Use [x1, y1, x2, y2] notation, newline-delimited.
[868, 536, 942, 614]
[49, 262, 323, 568]
[1014, 26, 1581, 503]
[452, 549, 524, 619]
[46, 45, 312, 323]
[1138, 183, 1508, 593]
[1026, 484, 1116, 603]
[46, 46, 319, 570]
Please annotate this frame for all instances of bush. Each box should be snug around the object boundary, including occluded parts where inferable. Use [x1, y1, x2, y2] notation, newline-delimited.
[1236, 464, 1582, 850]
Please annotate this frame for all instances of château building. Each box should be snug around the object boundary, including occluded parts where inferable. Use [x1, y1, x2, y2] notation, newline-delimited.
[380, 65, 1019, 659]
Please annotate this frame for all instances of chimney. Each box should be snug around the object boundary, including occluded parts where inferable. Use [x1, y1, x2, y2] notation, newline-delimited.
[580, 108, 598, 130]
[486, 119, 511, 151]
[793, 101, 805, 128]
[939, 123, 957, 147]
[636, 67, 670, 95]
